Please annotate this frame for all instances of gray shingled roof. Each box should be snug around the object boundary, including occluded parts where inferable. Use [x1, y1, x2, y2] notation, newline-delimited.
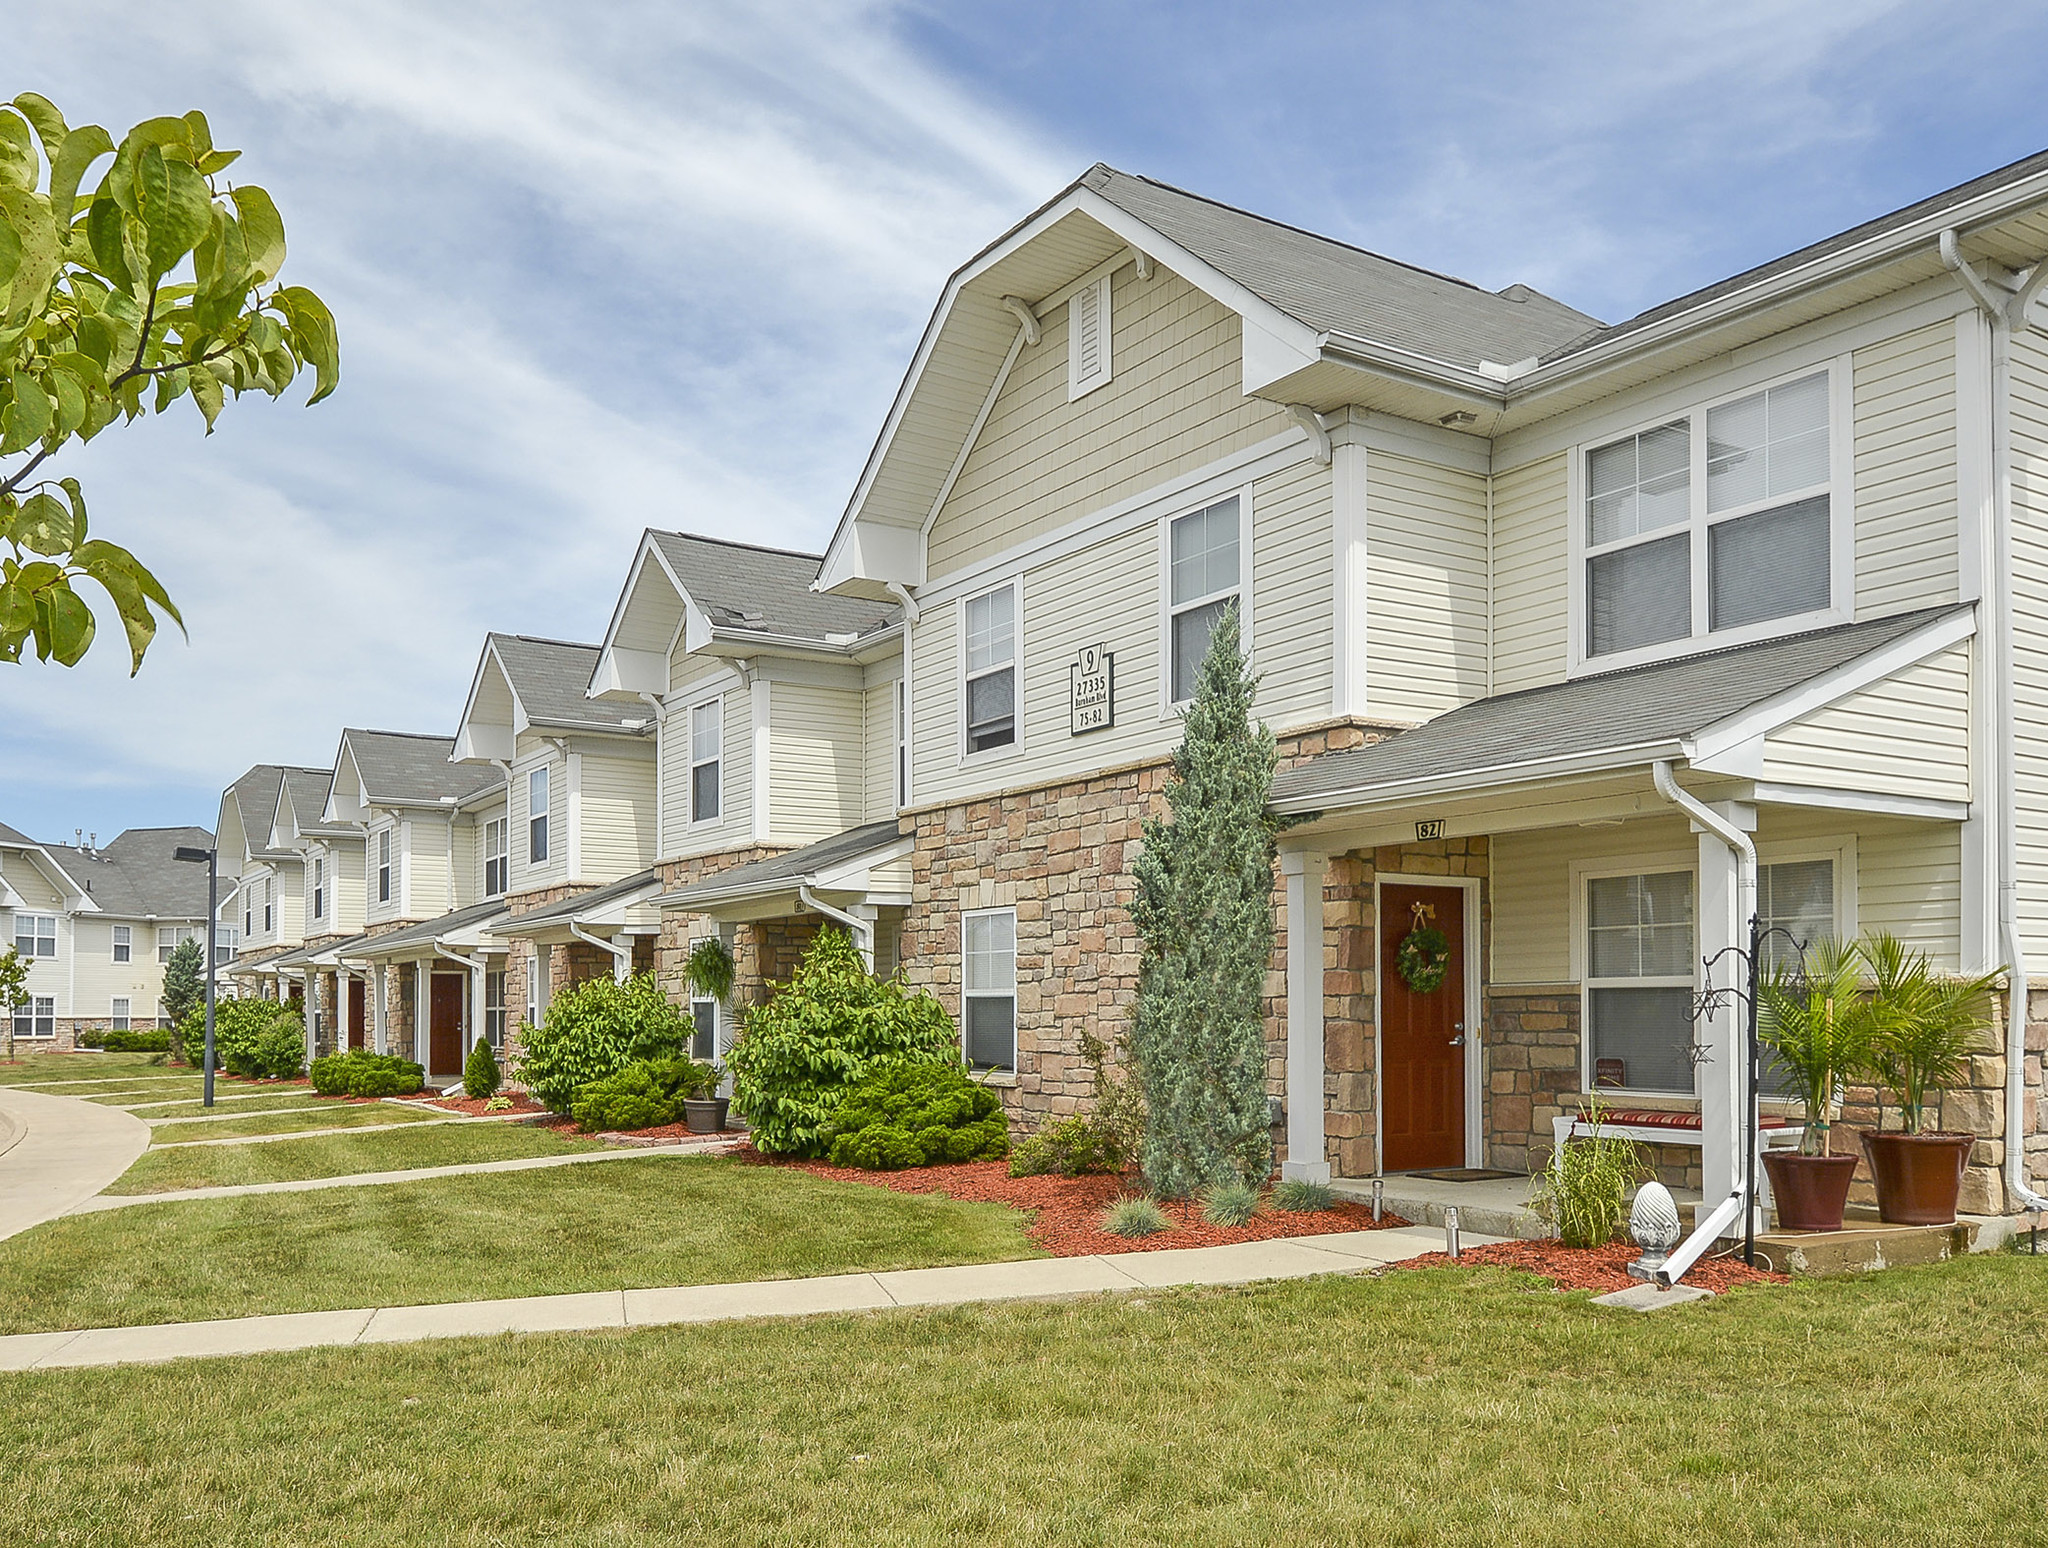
[489, 635, 650, 733]
[278, 768, 345, 837]
[351, 900, 510, 958]
[648, 532, 896, 644]
[495, 867, 662, 931]
[658, 820, 906, 908]
[1269, 606, 1970, 811]
[344, 729, 502, 806]
[0, 821, 33, 846]
[38, 827, 217, 919]
[225, 764, 300, 855]
[1084, 165, 1604, 371]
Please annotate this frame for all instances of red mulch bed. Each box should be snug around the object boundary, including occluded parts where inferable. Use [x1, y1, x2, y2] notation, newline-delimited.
[1398, 1238, 1786, 1293]
[404, 1093, 549, 1117]
[739, 1149, 1413, 1256]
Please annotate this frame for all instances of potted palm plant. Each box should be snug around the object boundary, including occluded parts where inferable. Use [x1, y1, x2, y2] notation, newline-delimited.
[1757, 940, 1870, 1231]
[1857, 932, 1999, 1226]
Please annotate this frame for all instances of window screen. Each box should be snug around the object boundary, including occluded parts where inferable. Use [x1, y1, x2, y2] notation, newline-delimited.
[1586, 872, 1696, 1095]
[692, 700, 722, 821]
[1169, 498, 1240, 702]
[1588, 533, 1690, 657]
[963, 910, 1016, 1071]
[1708, 495, 1830, 630]
[964, 585, 1016, 753]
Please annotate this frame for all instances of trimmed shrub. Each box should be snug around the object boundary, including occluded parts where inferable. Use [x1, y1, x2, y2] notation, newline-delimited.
[726, 928, 959, 1156]
[1100, 1196, 1171, 1238]
[308, 1049, 426, 1098]
[825, 1064, 1009, 1170]
[1271, 1178, 1334, 1213]
[1009, 1115, 1122, 1178]
[1201, 1179, 1261, 1228]
[515, 974, 693, 1114]
[84, 1029, 171, 1053]
[570, 1055, 717, 1133]
[179, 997, 306, 1079]
[160, 938, 204, 1032]
[464, 1040, 502, 1100]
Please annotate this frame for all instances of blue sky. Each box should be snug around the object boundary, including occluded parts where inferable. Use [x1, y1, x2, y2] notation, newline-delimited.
[7, 0, 2048, 845]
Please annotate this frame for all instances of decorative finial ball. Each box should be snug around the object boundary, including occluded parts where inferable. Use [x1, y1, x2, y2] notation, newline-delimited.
[1629, 1180, 1682, 1254]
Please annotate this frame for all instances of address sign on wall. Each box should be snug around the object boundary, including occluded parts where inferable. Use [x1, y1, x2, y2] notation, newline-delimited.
[1070, 644, 1114, 734]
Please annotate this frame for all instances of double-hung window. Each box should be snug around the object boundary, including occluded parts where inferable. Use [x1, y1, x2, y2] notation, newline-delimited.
[378, 831, 392, 904]
[691, 699, 722, 823]
[963, 908, 1017, 1072]
[261, 878, 273, 934]
[156, 926, 198, 964]
[15, 914, 56, 958]
[15, 996, 54, 1040]
[1584, 370, 1835, 661]
[963, 584, 1017, 755]
[528, 767, 549, 864]
[896, 679, 908, 808]
[691, 996, 717, 1061]
[112, 925, 131, 963]
[1584, 871, 1696, 1094]
[311, 857, 325, 921]
[1756, 856, 1839, 1095]
[215, 924, 238, 967]
[484, 819, 508, 898]
[484, 970, 506, 1050]
[1167, 496, 1242, 704]
[111, 997, 131, 1031]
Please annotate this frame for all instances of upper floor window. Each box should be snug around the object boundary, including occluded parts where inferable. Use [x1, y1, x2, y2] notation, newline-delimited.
[1067, 272, 1112, 400]
[112, 924, 131, 963]
[896, 678, 908, 808]
[691, 699, 722, 823]
[484, 819, 508, 898]
[528, 767, 550, 864]
[157, 925, 199, 964]
[1584, 369, 1836, 662]
[15, 914, 56, 958]
[378, 830, 392, 903]
[1167, 495, 1241, 703]
[311, 857, 325, 920]
[964, 583, 1017, 755]
[261, 877, 273, 933]
[215, 924, 238, 966]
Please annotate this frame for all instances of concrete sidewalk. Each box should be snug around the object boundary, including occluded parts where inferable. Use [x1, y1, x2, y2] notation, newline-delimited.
[0, 1224, 1491, 1372]
[0, 1086, 151, 1243]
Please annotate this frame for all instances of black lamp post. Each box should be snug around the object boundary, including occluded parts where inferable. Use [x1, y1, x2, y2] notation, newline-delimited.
[173, 844, 218, 1108]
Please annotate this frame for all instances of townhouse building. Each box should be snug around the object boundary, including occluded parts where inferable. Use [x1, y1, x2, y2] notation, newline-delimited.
[809, 158, 2048, 1218]
[216, 763, 328, 992]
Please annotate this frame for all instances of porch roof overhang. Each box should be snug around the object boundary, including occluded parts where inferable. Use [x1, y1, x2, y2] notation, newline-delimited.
[487, 869, 665, 945]
[349, 902, 512, 963]
[1271, 604, 1975, 841]
[653, 821, 913, 923]
[225, 945, 298, 976]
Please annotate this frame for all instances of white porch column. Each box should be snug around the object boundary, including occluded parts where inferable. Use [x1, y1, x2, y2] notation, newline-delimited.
[610, 932, 632, 983]
[716, 922, 740, 1067]
[1280, 848, 1331, 1184]
[372, 964, 388, 1055]
[414, 959, 429, 1067]
[848, 904, 879, 972]
[1693, 802, 1757, 1209]
[302, 970, 317, 1069]
[470, 960, 486, 1057]
[535, 943, 553, 1019]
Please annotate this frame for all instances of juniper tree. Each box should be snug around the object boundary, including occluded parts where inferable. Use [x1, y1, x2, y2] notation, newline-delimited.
[1128, 603, 1279, 1197]
[161, 936, 203, 1031]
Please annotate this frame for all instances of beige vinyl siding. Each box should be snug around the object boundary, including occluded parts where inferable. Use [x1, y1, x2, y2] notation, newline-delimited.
[665, 676, 751, 861]
[769, 682, 866, 845]
[863, 677, 900, 822]
[927, 268, 1291, 575]
[1, 856, 64, 910]
[449, 819, 479, 909]
[405, 815, 455, 918]
[365, 822, 401, 925]
[1366, 450, 1489, 722]
[1249, 460, 1333, 729]
[510, 737, 566, 892]
[1761, 644, 1972, 803]
[329, 841, 367, 933]
[871, 853, 913, 893]
[2008, 328, 2048, 964]
[580, 750, 657, 880]
[1852, 322, 1959, 615]
[69, 916, 180, 1023]
[1489, 453, 1569, 695]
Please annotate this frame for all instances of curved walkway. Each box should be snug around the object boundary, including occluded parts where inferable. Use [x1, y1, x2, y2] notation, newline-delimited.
[0, 1086, 151, 1243]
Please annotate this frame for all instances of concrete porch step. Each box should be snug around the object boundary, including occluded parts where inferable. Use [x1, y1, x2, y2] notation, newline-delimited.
[1330, 1174, 1565, 1242]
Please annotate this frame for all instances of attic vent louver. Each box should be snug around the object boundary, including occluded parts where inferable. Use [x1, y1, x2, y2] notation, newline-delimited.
[1067, 273, 1112, 401]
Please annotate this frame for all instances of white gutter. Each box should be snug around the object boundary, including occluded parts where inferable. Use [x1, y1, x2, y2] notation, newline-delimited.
[1940, 228, 2048, 1215]
[569, 921, 632, 981]
[799, 884, 872, 960]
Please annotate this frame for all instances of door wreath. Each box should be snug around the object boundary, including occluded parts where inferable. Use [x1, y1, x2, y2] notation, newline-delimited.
[1395, 900, 1451, 994]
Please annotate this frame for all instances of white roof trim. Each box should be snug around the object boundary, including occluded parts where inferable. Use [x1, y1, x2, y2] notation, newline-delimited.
[589, 533, 713, 703]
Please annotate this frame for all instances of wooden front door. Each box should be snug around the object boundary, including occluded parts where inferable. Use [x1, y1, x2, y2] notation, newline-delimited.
[347, 979, 367, 1050]
[1380, 882, 1468, 1172]
[429, 973, 465, 1076]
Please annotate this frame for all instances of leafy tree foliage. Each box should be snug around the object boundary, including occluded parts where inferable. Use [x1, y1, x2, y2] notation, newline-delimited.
[160, 936, 203, 1031]
[514, 973, 691, 1113]
[1127, 604, 1279, 1197]
[0, 945, 28, 1062]
[726, 927, 958, 1156]
[176, 995, 304, 1078]
[0, 93, 338, 670]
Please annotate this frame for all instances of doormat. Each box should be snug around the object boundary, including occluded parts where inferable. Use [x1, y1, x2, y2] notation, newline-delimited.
[1404, 1168, 1521, 1183]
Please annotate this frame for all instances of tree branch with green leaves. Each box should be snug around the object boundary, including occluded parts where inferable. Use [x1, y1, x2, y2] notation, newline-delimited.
[0, 93, 339, 671]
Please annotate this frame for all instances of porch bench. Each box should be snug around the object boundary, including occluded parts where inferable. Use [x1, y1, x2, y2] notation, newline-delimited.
[1550, 1109, 1803, 1200]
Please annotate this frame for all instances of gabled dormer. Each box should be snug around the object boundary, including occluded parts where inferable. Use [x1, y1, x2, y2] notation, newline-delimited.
[217, 763, 327, 954]
[271, 767, 365, 941]
[327, 728, 502, 927]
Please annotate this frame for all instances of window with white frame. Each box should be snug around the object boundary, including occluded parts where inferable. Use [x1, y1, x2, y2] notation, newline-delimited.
[215, 924, 238, 966]
[528, 766, 550, 864]
[1167, 496, 1242, 704]
[157, 925, 199, 964]
[1584, 871, 1696, 1095]
[112, 925, 131, 963]
[261, 877, 272, 933]
[1584, 370, 1835, 661]
[525, 950, 539, 1027]
[15, 995, 54, 1039]
[896, 679, 908, 808]
[485, 969, 506, 1050]
[484, 818, 508, 898]
[691, 997, 717, 1061]
[378, 830, 392, 903]
[1067, 272, 1112, 399]
[111, 997, 130, 1031]
[311, 856, 325, 921]
[15, 914, 56, 958]
[963, 583, 1017, 754]
[1756, 856, 1838, 1096]
[245, 894, 253, 935]
[691, 699, 722, 823]
[963, 908, 1016, 1071]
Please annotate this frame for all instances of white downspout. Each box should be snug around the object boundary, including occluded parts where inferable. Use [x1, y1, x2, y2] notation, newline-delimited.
[799, 884, 873, 965]
[569, 921, 632, 982]
[1653, 760, 1758, 907]
[1941, 229, 2048, 1214]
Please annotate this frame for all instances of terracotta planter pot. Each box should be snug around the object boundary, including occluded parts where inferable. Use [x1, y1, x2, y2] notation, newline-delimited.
[683, 1097, 729, 1135]
[1859, 1130, 1975, 1225]
[1762, 1150, 1860, 1232]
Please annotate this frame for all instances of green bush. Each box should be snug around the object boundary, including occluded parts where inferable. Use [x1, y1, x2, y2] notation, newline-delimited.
[1532, 1099, 1650, 1249]
[308, 1049, 426, 1098]
[570, 1056, 717, 1133]
[1271, 1178, 1334, 1213]
[825, 1064, 1009, 1170]
[178, 997, 306, 1079]
[1201, 1179, 1261, 1227]
[726, 928, 960, 1156]
[515, 974, 693, 1114]
[464, 1040, 502, 1100]
[1100, 1195, 1171, 1238]
[1009, 1114, 1123, 1178]
[84, 1029, 171, 1053]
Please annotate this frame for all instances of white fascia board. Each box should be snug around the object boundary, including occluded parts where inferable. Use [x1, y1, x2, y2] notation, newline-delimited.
[1312, 332, 1509, 412]
[451, 723, 515, 764]
[590, 646, 667, 700]
[590, 534, 689, 698]
[1268, 739, 1690, 816]
[1748, 781, 1969, 823]
[1685, 608, 1977, 767]
[809, 836, 915, 892]
[323, 740, 364, 825]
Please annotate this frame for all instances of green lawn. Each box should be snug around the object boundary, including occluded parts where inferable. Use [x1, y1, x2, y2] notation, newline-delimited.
[107, 1089, 332, 1117]
[0, 1155, 1039, 1333]
[3, 1256, 2042, 1546]
[0, 1050, 182, 1086]
[106, 1121, 606, 1193]
[144, 1103, 442, 1142]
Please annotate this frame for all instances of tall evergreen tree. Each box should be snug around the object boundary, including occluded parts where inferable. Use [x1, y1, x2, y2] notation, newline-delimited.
[161, 936, 204, 1032]
[1128, 604, 1279, 1197]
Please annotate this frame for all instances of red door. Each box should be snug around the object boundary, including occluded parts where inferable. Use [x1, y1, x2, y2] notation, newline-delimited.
[347, 979, 367, 1050]
[1380, 883, 1467, 1172]
[429, 974, 465, 1077]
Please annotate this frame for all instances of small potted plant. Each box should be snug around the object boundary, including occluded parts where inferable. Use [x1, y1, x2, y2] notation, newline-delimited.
[1756, 940, 1869, 1231]
[680, 1056, 729, 1134]
[1857, 932, 1999, 1226]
